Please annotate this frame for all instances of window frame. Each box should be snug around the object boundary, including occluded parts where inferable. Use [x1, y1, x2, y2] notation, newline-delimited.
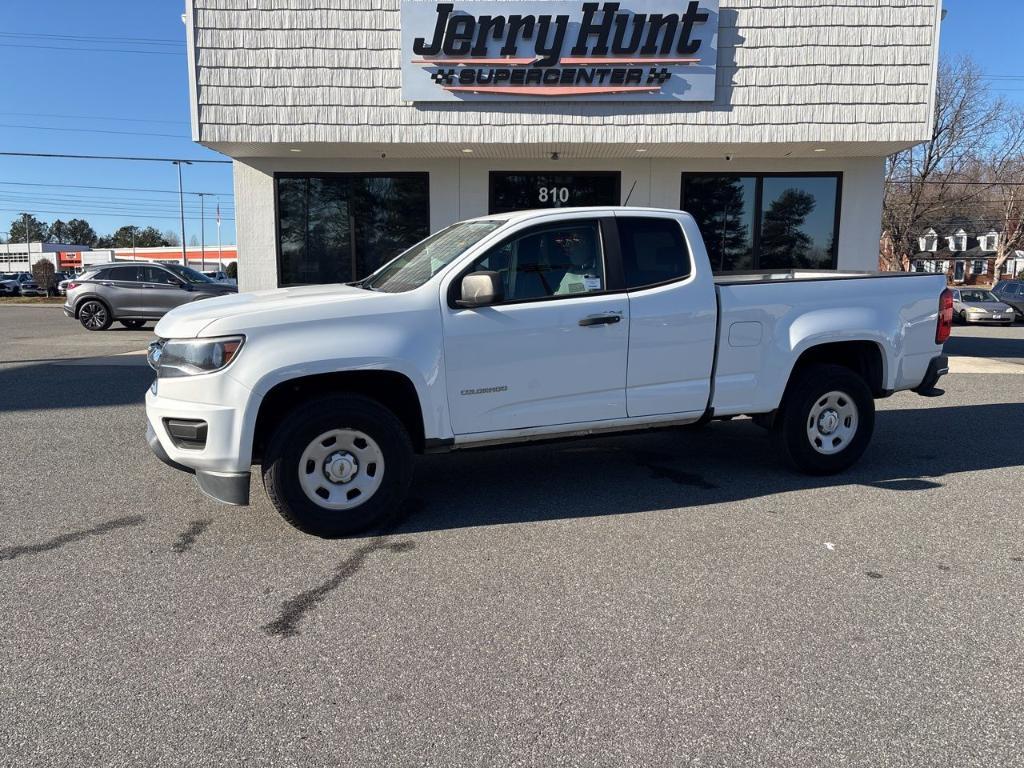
[680, 171, 843, 271]
[273, 171, 431, 287]
[488, 171, 622, 216]
[446, 217, 618, 309]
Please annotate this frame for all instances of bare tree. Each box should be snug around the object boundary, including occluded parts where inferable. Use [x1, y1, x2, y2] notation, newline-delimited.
[882, 56, 1018, 270]
[965, 113, 1024, 274]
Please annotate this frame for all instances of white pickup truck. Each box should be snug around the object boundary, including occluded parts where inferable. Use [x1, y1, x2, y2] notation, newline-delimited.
[145, 207, 951, 537]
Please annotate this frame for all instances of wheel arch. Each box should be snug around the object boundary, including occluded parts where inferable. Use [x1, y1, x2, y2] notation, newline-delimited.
[785, 340, 887, 400]
[73, 293, 113, 319]
[251, 369, 427, 464]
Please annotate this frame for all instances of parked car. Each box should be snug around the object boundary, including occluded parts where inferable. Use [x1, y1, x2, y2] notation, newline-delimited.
[992, 279, 1024, 321]
[48, 271, 70, 297]
[202, 270, 237, 286]
[0, 273, 20, 295]
[57, 273, 76, 296]
[951, 288, 1016, 325]
[63, 262, 237, 331]
[2, 272, 45, 296]
[145, 207, 951, 538]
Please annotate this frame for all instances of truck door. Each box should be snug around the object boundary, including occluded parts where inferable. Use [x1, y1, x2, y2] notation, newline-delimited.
[615, 214, 719, 418]
[442, 217, 629, 435]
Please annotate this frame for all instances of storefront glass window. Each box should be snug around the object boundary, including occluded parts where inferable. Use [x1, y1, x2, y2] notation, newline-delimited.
[276, 174, 429, 285]
[681, 173, 841, 271]
[680, 176, 755, 271]
[489, 172, 620, 215]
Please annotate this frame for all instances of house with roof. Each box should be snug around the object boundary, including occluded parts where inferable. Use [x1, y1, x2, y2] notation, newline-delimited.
[910, 228, 1023, 286]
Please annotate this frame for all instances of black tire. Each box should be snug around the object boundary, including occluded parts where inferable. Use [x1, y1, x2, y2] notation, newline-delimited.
[262, 394, 414, 538]
[771, 364, 875, 475]
[119, 319, 146, 329]
[78, 299, 112, 331]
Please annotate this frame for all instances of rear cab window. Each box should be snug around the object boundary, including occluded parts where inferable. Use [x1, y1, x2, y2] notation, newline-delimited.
[617, 216, 691, 289]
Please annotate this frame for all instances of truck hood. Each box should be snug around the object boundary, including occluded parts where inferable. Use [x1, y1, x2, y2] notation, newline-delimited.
[154, 283, 391, 338]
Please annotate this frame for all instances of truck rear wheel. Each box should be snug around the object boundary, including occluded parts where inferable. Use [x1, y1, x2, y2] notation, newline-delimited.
[261, 394, 414, 537]
[772, 364, 875, 475]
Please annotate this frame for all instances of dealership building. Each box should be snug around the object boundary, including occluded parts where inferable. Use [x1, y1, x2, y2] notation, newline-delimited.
[184, 0, 942, 291]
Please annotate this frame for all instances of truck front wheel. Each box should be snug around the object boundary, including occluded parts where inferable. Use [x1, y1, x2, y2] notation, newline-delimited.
[772, 364, 875, 475]
[262, 394, 414, 537]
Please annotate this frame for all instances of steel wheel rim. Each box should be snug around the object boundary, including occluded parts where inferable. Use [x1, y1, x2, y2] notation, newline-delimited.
[81, 302, 106, 329]
[806, 390, 858, 455]
[298, 428, 385, 511]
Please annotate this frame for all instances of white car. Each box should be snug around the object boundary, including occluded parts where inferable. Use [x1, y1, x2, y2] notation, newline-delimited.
[951, 288, 1016, 325]
[145, 207, 951, 537]
[202, 270, 237, 286]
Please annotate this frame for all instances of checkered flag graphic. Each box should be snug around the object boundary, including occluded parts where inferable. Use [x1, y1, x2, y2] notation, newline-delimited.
[431, 69, 457, 86]
[646, 68, 671, 85]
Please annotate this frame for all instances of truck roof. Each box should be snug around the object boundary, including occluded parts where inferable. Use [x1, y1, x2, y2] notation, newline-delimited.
[468, 206, 688, 224]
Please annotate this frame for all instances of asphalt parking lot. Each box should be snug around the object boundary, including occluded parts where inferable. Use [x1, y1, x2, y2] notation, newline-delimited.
[1, 305, 1022, 767]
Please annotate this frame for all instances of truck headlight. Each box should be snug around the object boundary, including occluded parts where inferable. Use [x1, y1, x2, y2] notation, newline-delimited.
[149, 336, 244, 377]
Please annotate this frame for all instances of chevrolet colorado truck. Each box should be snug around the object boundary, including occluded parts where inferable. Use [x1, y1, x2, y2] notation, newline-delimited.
[145, 207, 952, 537]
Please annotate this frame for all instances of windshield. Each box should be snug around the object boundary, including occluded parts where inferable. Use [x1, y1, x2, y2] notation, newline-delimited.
[961, 290, 998, 303]
[362, 220, 506, 293]
[161, 263, 215, 284]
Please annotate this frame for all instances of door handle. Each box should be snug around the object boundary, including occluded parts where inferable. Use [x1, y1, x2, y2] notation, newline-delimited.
[579, 313, 622, 327]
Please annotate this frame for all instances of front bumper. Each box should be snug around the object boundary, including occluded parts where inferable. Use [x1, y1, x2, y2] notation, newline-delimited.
[145, 380, 253, 506]
[146, 422, 250, 505]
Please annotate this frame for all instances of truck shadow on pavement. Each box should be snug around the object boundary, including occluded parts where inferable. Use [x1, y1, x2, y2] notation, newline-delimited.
[393, 401, 1024, 534]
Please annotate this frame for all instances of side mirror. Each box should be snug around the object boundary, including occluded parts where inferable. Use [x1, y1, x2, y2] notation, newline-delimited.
[457, 271, 504, 308]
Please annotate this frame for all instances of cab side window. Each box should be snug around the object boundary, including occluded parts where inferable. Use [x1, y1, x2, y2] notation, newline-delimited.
[617, 217, 691, 289]
[108, 266, 143, 282]
[469, 221, 605, 303]
[144, 267, 178, 285]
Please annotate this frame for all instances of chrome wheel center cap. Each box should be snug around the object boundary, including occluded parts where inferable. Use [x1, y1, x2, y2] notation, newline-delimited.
[324, 451, 358, 484]
[818, 409, 840, 435]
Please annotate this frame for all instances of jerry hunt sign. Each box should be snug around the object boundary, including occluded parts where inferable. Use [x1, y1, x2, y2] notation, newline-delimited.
[400, 1, 719, 101]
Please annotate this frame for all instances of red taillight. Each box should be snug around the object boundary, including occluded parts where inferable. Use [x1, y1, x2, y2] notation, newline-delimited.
[67, 282, 79, 291]
[936, 288, 953, 344]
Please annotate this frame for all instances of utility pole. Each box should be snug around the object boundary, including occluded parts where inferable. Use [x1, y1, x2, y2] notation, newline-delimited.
[131, 226, 137, 259]
[23, 212, 31, 272]
[172, 160, 191, 266]
[216, 198, 222, 268]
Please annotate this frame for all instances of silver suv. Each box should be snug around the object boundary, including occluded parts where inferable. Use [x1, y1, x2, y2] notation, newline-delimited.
[63, 262, 237, 331]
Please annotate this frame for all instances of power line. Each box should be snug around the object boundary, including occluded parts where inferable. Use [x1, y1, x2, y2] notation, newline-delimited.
[0, 151, 230, 164]
[0, 181, 232, 196]
[0, 31, 183, 45]
[0, 195, 234, 214]
[0, 43, 184, 55]
[0, 206, 234, 222]
[0, 123, 190, 139]
[0, 111, 187, 125]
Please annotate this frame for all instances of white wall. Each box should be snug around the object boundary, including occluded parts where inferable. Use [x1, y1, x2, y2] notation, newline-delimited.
[234, 154, 885, 291]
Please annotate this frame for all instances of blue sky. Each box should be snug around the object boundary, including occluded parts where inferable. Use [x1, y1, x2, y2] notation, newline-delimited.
[0, 0, 1020, 247]
[0, 0, 235, 244]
